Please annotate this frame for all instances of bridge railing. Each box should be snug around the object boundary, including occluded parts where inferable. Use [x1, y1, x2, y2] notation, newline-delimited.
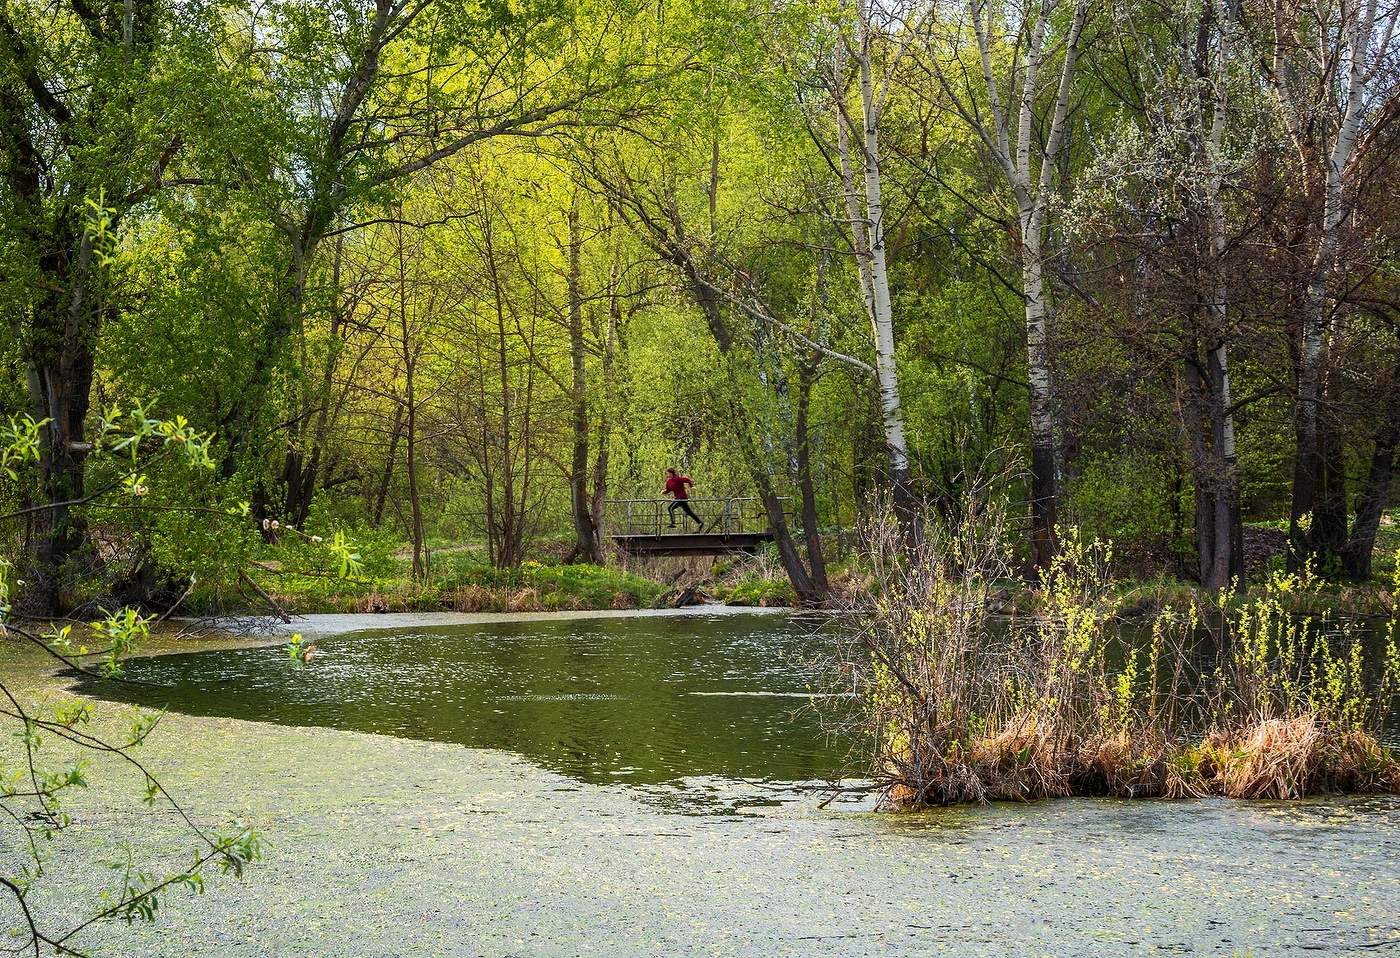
[606, 496, 783, 538]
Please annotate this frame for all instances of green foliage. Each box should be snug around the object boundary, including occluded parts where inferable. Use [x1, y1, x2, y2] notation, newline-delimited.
[1064, 453, 1174, 551]
[717, 575, 796, 607]
[245, 552, 667, 614]
[0, 415, 44, 480]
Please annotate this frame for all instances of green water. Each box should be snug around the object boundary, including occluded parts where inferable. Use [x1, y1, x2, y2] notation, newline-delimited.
[9, 609, 1400, 956]
[69, 612, 849, 798]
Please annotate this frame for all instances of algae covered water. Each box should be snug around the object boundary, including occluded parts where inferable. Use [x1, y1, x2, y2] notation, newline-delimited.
[19, 609, 1400, 955]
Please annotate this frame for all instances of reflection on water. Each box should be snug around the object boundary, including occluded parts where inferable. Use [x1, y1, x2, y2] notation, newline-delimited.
[70, 613, 850, 792]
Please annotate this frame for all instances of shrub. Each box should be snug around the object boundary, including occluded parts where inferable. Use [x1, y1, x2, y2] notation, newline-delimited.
[841, 499, 1400, 808]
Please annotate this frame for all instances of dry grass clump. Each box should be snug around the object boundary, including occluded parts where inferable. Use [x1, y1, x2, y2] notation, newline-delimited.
[450, 585, 500, 612]
[1204, 719, 1400, 798]
[1215, 716, 1322, 799]
[968, 723, 1071, 801]
[506, 587, 540, 612]
[842, 499, 1400, 808]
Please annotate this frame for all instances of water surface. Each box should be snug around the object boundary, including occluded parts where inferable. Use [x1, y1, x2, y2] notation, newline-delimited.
[71, 612, 851, 798]
[21, 610, 1400, 956]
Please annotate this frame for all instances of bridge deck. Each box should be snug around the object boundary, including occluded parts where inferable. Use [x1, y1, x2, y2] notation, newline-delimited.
[606, 496, 781, 557]
[611, 531, 775, 557]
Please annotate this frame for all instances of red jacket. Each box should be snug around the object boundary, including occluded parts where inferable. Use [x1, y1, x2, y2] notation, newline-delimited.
[664, 474, 693, 499]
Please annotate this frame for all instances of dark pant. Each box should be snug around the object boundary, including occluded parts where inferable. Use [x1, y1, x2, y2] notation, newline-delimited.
[668, 499, 702, 526]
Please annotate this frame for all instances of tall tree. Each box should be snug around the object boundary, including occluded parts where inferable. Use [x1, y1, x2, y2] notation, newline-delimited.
[826, 0, 918, 530]
[1265, 0, 1400, 567]
[923, 0, 1092, 568]
[0, 0, 216, 612]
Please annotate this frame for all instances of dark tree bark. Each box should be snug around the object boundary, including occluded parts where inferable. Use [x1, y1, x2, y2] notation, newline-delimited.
[565, 202, 602, 564]
[1181, 341, 1243, 591]
[281, 238, 353, 527]
[0, 2, 165, 613]
[20, 233, 97, 612]
[371, 401, 406, 529]
[795, 358, 829, 594]
[1341, 431, 1397, 580]
[586, 279, 622, 558]
[1340, 348, 1400, 579]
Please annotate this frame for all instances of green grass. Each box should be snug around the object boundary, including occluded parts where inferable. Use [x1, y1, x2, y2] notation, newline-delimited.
[715, 575, 796, 607]
[201, 554, 668, 615]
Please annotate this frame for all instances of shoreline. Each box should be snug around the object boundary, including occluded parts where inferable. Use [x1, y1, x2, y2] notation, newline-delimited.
[207, 601, 788, 640]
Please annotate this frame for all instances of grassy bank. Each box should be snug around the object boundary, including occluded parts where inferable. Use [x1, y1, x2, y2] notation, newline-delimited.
[199, 555, 669, 615]
[180, 537, 811, 616]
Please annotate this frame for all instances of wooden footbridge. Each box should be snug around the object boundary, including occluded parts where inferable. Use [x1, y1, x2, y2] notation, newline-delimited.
[607, 497, 782, 557]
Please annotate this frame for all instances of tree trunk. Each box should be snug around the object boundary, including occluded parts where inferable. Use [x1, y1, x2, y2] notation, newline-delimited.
[372, 401, 405, 529]
[565, 201, 600, 564]
[1019, 209, 1060, 571]
[1288, 3, 1379, 569]
[396, 225, 427, 580]
[217, 237, 318, 481]
[1198, 0, 1242, 587]
[835, 28, 916, 535]
[1205, 343, 1243, 586]
[18, 226, 97, 614]
[484, 217, 520, 569]
[587, 273, 622, 559]
[962, 0, 1089, 571]
[281, 237, 350, 526]
[659, 225, 827, 603]
[795, 359, 829, 593]
[1341, 395, 1399, 579]
[404, 355, 426, 581]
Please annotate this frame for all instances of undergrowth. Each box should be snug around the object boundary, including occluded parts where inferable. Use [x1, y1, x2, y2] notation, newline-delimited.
[843, 503, 1400, 808]
[192, 556, 666, 615]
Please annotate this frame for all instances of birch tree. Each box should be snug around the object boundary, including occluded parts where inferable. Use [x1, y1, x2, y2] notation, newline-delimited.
[922, 0, 1091, 568]
[826, 0, 919, 529]
[1194, 0, 1243, 590]
[1264, 0, 1400, 566]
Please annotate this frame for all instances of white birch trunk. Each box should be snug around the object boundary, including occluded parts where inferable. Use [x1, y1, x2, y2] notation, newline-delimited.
[1289, 0, 1396, 554]
[836, 9, 913, 497]
[963, 0, 1088, 565]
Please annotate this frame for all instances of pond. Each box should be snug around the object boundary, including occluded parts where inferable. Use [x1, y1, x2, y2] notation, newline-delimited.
[69, 610, 850, 808]
[16, 609, 1400, 955]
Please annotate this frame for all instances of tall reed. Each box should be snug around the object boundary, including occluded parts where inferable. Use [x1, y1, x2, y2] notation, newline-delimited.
[842, 501, 1400, 807]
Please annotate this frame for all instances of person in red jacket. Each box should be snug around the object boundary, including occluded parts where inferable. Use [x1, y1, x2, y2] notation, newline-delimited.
[663, 467, 703, 529]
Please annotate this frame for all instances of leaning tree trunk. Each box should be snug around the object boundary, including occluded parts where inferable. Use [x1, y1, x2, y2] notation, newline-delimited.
[666, 243, 827, 603]
[795, 359, 829, 594]
[1340, 388, 1399, 579]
